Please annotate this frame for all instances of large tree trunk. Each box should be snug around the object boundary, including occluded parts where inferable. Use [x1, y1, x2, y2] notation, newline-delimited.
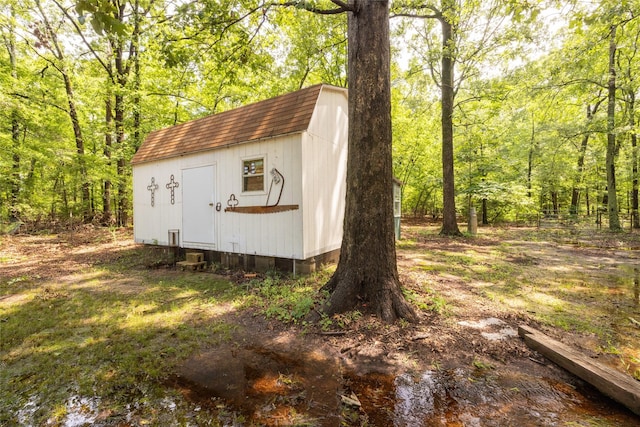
[439, 2, 461, 236]
[321, 0, 416, 323]
[606, 25, 621, 231]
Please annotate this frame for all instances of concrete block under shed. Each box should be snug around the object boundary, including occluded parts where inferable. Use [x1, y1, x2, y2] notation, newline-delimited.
[296, 258, 316, 275]
[186, 252, 204, 263]
[255, 256, 275, 272]
[221, 252, 245, 269]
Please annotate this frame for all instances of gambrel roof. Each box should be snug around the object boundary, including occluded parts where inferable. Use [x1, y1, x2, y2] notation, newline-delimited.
[131, 84, 338, 165]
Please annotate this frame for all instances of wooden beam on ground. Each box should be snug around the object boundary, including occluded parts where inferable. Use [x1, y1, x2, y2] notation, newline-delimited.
[518, 325, 640, 416]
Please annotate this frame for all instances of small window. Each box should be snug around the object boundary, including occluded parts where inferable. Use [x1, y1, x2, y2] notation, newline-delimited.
[393, 183, 402, 217]
[242, 158, 264, 192]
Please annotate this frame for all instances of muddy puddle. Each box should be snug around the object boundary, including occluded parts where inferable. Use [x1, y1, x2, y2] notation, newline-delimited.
[347, 368, 636, 426]
[171, 340, 639, 426]
[169, 343, 343, 426]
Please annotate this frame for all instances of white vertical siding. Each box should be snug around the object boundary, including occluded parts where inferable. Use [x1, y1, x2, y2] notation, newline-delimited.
[132, 161, 182, 246]
[134, 135, 305, 258]
[216, 134, 303, 259]
[301, 87, 348, 259]
[133, 86, 347, 261]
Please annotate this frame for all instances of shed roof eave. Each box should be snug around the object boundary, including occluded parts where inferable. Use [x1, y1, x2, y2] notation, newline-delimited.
[130, 130, 307, 166]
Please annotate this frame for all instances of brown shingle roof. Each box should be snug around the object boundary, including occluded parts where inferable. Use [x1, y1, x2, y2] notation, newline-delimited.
[131, 84, 327, 165]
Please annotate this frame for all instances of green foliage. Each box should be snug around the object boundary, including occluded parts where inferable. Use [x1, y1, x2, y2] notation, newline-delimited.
[247, 269, 332, 324]
[403, 287, 449, 315]
[0, 0, 348, 225]
[1, 0, 639, 231]
[0, 268, 237, 425]
[472, 358, 494, 371]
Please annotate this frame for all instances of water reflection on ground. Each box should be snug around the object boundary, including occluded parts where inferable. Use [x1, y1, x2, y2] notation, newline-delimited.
[169, 341, 639, 426]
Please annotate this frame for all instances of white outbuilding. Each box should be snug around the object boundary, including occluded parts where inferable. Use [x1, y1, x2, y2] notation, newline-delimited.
[131, 84, 348, 272]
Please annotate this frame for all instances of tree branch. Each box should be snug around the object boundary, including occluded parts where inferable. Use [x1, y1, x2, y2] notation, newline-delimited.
[391, 3, 441, 19]
[10, 91, 68, 114]
[275, 0, 352, 14]
[51, 0, 114, 81]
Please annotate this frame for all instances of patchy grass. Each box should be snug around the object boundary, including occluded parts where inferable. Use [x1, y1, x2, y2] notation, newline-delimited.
[1, 268, 239, 425]
[2, 224, 639, 424]
[0, 231, 332, 426]
[242, 268, 333, 324]
[399, 223, 640, 380]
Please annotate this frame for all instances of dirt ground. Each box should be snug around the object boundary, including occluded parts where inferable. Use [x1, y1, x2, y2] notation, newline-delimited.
[2, 224, 639, 426]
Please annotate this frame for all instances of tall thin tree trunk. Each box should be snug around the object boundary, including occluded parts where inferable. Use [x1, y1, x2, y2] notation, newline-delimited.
[109, 0, 141, 227]
[633, 129, 639, 229]
[35, 0, 91, 222]
[627, 82, 639, 229]
[62, 71, 92, 222]
[413, 187, 426, 217]
[527, 116, 535, 198]
[6, 12, 20, 221]
[321, 0, 416, 323]
[570, 102, 601, 215]
[115, 90, 127, 226]
[103, 96, 113, 224]
[482, 198, 488, 225]
[606, 25, 621, 230]
[586, 188, 591, 215]
[439, 1, 461, 235]
[11, 113, 20, 222]
[570, 131, 589, 216]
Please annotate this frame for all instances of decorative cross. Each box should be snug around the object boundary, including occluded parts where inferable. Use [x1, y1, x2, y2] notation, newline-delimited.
[227, 194, 239, 208]
[166, 174, 179, 205]
[147, 177, 159, 207]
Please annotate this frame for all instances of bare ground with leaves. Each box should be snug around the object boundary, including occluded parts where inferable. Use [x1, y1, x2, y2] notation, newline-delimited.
[1, 224, 639, 426]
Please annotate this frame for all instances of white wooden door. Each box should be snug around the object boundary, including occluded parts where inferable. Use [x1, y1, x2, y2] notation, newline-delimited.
[182, 165, 215, 246]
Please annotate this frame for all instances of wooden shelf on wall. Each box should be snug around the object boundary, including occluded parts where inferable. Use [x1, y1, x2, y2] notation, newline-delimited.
[224, 205, 299, 214]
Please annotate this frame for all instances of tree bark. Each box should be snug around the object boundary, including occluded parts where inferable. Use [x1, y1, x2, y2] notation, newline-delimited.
[527, 115, 535, 198]
[320, 0, 416, 323]
[606, 25, 621, 231]
[6, 10, 21, 221]
[109, 0, 139, 227]
[35, 0, 92, 222]
[625, 69, 639, 229]
[103, 96, 114, 224]
[481, 198, 488, 225]
[633, 126, 639, 229]
[570, 102, 600, 216]
[439, 1, 461, 236]
[62, 71, 92, 222]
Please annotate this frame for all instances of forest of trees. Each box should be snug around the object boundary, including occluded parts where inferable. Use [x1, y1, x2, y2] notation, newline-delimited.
[1, 0, 639, 232]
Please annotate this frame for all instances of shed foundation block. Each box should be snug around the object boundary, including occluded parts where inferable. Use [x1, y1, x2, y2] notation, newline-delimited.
[255, 256, 276, 273]
[297, 258, 316, 275]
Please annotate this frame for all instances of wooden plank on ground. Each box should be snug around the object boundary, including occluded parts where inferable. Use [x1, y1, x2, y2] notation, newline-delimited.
[518, 324, 640, 416]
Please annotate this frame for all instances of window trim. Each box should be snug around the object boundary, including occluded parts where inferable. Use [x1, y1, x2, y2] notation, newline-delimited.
[241, 155, 267, 193]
